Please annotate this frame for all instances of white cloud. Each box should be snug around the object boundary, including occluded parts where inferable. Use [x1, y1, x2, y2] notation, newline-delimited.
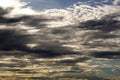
[113, 0, 120, 5]
[0, 1, 120, 27]
[0, 0, 120, 27]
[0, 0, 38, 16]
[0, 0, 25, 8]
[40, 3, 120, 28]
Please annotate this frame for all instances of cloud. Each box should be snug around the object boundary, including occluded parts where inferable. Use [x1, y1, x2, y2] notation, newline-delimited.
[0, 0, 25, 8]
[113, 0, 120, 5]
[0, 2, 120, 78]
[0, 0, 38, 16]
[0, 7, 57, 28]
[0, 6, 76, 58]
[58, 57, 90, 64]
[0, 29, 31, 51]
[0, 28, 77, 58]
[0, 7, 22, 24]
[0, 0, 120, 59]
[77, 12, 120, 32]
[92, 51, 120, 59]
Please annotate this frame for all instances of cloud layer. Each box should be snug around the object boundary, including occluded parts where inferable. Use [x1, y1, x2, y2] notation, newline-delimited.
[0, 0, 120, 60]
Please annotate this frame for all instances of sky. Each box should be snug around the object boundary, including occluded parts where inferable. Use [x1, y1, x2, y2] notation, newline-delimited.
[0, 0, 120, 79]
[22, 0, 85, 10]
[22, 0, 120, 10]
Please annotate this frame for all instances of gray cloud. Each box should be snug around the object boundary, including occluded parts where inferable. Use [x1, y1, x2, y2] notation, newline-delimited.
[0, 29, 76, 57]
[0, 7, 76, 57]
[77, 13, 120, 32]
[0, 1, 120, 79]
[0, 5, 120, 59]
[74, 13, 120, 59]
[0, 29, 31, 51]
[92, 51, 120, 59]
[0, 7, 53, 27]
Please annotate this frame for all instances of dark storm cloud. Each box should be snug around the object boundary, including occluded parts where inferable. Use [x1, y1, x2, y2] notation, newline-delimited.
[26, 48, 76, 58]
[0, 29, 31, 51]
[92, 51, 120, 59]
[0, 29, 76, 57]
[77, 13, 120, 32]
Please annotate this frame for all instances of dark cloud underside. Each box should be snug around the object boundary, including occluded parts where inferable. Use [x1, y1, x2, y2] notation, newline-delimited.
[0, 5, 120, 59]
